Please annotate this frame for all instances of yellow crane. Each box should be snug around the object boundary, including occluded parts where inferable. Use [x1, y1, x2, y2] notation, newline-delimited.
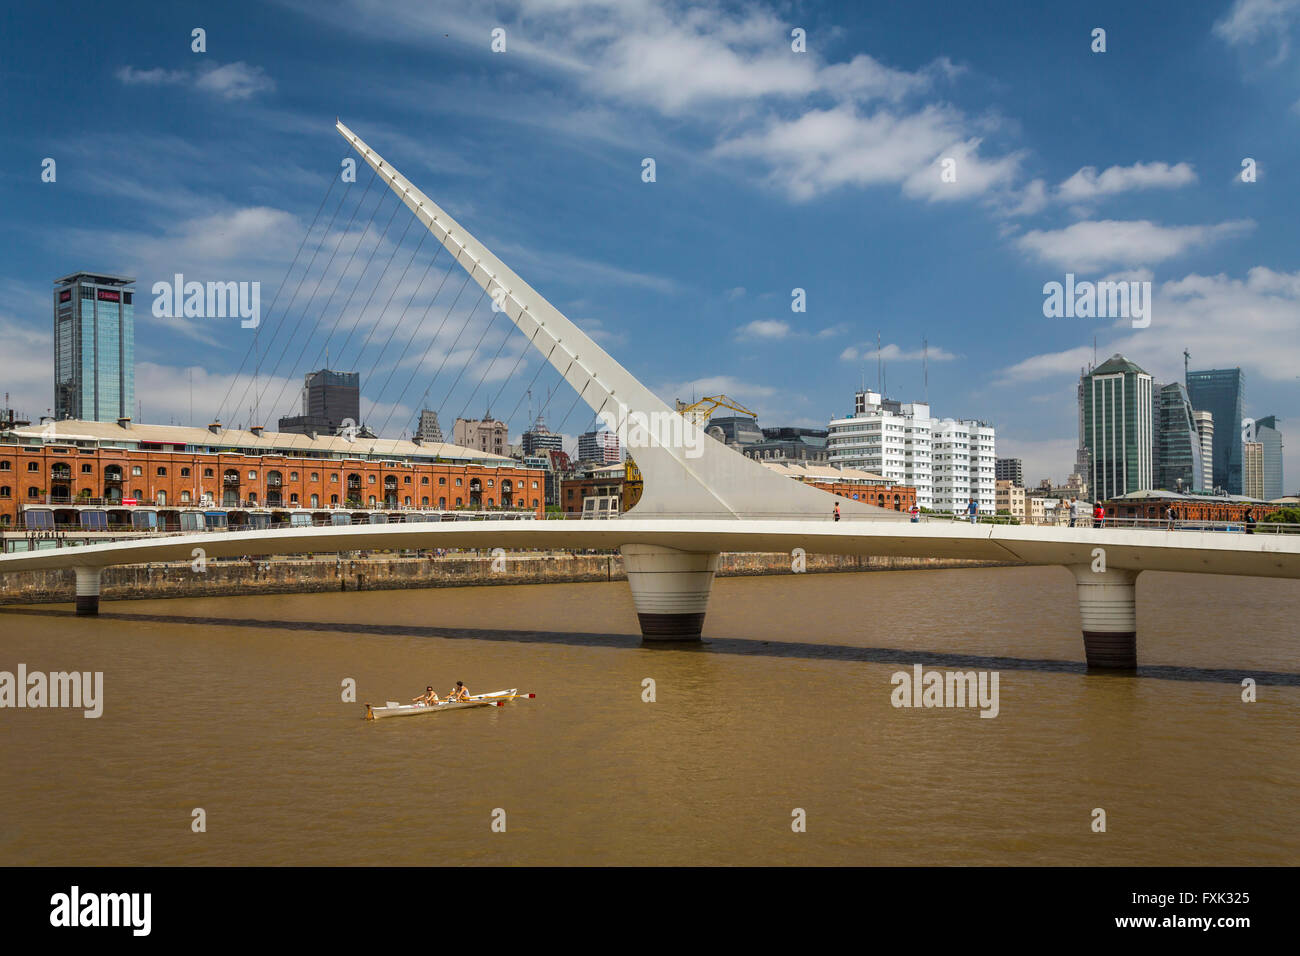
[675, 395, 757, 429]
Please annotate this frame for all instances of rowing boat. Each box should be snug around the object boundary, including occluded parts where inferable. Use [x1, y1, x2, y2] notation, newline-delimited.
[364, 688, 533, 720]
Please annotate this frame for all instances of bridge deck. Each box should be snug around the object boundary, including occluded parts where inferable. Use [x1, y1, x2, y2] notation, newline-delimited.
[2, 518, 1298, 579]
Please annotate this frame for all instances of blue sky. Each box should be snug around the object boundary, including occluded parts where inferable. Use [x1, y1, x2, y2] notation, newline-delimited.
[2, 0, 1298, 487]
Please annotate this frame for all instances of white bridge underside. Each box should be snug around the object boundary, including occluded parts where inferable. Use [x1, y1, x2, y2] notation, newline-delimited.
[3, 520, 1298, 579]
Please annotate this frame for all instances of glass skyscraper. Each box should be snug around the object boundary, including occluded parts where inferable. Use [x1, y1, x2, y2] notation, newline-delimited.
[1081, 354, 1153, 501]
[1255, 415, 1284, 500]
[53, 272, 135, 422]
[1187, 367, 1245, 494]
[1153, 382, 1205, 492]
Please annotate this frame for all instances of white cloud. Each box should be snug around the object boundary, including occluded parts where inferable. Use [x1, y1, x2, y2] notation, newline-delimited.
[115, 66, 188, 87]
[840, 342, 959, 362]
[194, 61, 276, 100]
[1057, 161, 1197, 202]
[115, 60, 274, 100]
[1214, 0, 1300, 61]
[999, 266, 1300, 386]
[737, 319, 791, 339]
[1015, 219, 1255, 272]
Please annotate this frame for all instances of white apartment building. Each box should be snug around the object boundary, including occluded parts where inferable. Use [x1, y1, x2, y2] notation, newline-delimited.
[827, 390, 994, 513]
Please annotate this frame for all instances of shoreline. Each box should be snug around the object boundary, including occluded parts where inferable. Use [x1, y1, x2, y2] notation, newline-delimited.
[0, 551, 1025, 606]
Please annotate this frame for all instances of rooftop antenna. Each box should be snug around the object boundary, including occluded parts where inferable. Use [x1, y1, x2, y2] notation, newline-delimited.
[1092, 335, 1097, 368]
[922, 335, 929, 404]
[876, 330, 882, 394]
[1183, 348, 1190, 386]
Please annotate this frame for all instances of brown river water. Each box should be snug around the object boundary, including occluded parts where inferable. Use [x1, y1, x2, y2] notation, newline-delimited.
[1, 565, 1297, 866]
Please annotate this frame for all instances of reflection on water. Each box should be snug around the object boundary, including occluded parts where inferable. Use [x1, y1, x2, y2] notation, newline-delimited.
[1, 566, 1296, 865]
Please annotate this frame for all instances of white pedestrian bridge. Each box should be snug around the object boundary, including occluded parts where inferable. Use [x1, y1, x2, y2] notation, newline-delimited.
[6, 121, 1294, 671]
[2, 515, 1297, 670]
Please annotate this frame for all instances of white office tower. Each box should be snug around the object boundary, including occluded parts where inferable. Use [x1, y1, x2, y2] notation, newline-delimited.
[826, 391, 933, 506]
[830, 390, 998, 511]
[930, 418, 996, 515]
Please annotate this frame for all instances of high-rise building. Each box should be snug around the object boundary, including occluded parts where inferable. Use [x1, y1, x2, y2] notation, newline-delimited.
[1152, 382, 1205, 492]
[577, 429, 620, 464]
[521, 415, 563, 456]
[278, 369, 361, 435]
[1187, 367, 1245, 494]
[995, 458, 1023, 487]
[1193, 409, 1214, 492]
[1243, 442, 1264, 499]
[53, 272, 135, 423]
[414, 409, 443, 443]
[1255, 415, 1284, 500]
[1080, 354, 1153, 501]
[453, 414, 508, 457]
[932, 418, 996, 514]
[827, 390, 993, 512]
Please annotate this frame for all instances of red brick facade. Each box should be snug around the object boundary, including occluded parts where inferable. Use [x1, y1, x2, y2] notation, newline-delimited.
[0, 442, 545, 528]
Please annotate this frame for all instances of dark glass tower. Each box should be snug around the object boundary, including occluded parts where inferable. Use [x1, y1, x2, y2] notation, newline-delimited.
[1153, 383, 1205, 491]
[53, 273, 136, 422]
[1187, 368, 1245, 494]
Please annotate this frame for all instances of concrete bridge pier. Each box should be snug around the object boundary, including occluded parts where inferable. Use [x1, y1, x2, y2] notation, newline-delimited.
[73, 566, 103, 616]
[1070, 565, 1139, 669]
[620, 544, 720, 641]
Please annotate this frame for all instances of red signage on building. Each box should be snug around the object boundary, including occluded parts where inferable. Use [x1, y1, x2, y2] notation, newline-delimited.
[96, 289, 121, 302]
[59, 289, 72, 302]
[122, 497, 138, 506]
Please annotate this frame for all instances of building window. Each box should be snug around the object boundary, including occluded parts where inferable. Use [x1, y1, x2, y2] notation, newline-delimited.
[455, 497, 463, 506]
[330, 494, 338, 505]
[157, 466, 167, 476]
[330, 474, 338, 483]
[404, 496, 411, 506]
[0, 461, 8, 470]
[455, 478, 462, 486]
[0, 486, 9, 498]
[81, 463, 92, 473]
[438, 497, 447, 508]
[368, 475, 376, 484]
[181, 491, 191, 502]
[421, 476, 429, 484]
[421, 496, 429, 506]
[132, 466, 143, 476]
[248, 471, 257, 480]
[310, 472, 319, 481]
[181, 467, 191, 477]
[310, 494, 319, 507]
[28, 487, 38, 498]
[204, 468, 214, 478]
[27, 462, 38, 471]
[290, 493, 299, 504]
[403, 476, 411, 484]
[290, 472, 299, 481]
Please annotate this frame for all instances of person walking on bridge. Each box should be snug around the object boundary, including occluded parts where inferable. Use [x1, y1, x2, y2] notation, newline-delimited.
[833, 502, 841, 522]
[1069, 497, 1080, 528]
[967, 498, 978, 525]
[1245, 508, 1256, 534]
[909, 503, 920, 523]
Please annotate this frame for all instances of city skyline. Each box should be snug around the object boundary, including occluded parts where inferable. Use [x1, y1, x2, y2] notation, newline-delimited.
[2, 1, 1298, 490]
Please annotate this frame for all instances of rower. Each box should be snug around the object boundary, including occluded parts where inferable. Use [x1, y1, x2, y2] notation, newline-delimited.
[448, 681, 470, 701]
[412, 686, 439, 706]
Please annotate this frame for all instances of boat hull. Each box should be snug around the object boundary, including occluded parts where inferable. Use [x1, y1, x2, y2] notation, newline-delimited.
[365, 689, 519, 720]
